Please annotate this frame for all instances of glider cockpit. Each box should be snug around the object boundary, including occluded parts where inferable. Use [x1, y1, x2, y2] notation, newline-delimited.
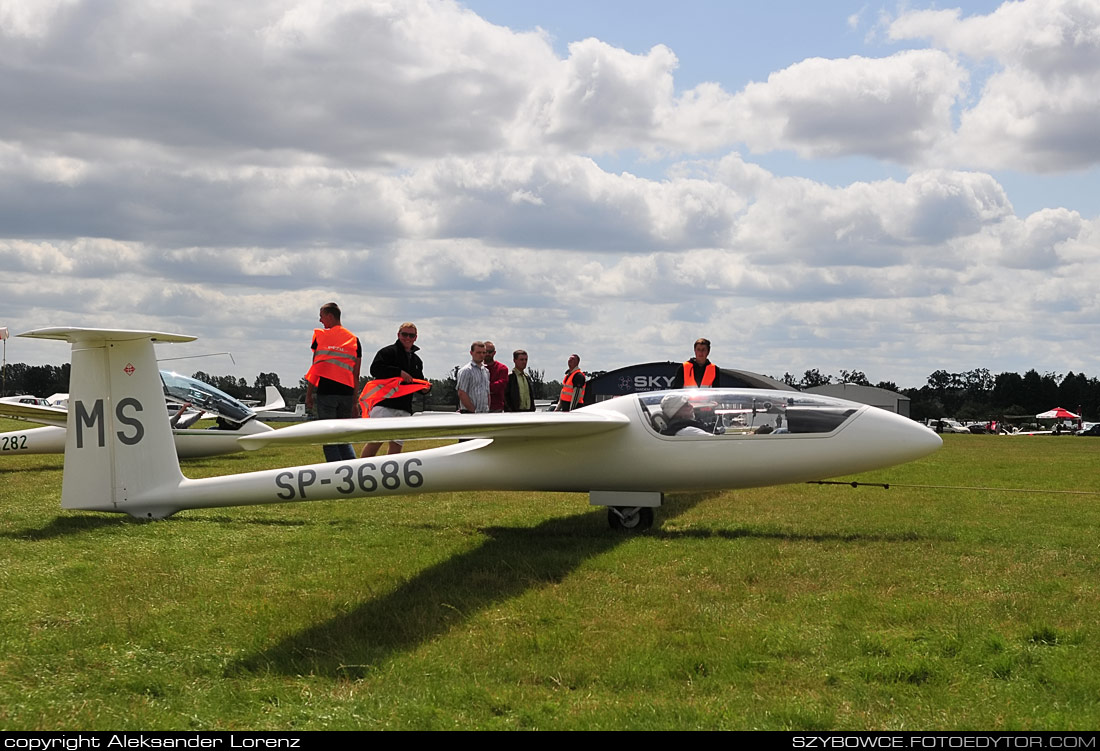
[1, 369, 275, 458]
[637, 390, 857, 437]
[160, 371, 256, 427]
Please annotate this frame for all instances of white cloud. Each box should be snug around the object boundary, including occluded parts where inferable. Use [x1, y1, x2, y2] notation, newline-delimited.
[1, 0, 1099, 390]
[730, 51, 966, 163]
[890, 0, 1100, 171]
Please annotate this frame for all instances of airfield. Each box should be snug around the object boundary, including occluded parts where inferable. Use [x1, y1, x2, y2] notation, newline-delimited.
[2, 418, 1099, 730]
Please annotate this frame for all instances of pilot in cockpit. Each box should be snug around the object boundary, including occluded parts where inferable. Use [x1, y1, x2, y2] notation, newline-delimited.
[658, 393, 711, 436]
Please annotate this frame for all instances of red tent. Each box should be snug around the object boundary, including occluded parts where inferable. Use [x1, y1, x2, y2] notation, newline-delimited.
[1035, 407, 1080, 420]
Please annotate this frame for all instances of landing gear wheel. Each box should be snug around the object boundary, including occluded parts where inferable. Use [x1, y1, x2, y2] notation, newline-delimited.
[608, 506, 654, 531]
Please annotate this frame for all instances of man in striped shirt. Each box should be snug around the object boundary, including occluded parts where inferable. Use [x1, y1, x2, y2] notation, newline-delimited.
[457, 341, 489, 413]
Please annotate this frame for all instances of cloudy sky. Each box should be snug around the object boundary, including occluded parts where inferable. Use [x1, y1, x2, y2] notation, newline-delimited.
[1, 0, 1098, 389]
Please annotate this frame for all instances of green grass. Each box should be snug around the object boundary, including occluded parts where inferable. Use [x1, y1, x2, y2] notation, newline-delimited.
[2, 421, 1100, 730]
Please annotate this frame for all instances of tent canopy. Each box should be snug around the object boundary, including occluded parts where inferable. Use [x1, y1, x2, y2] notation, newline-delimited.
[1036, 407, 1080, 420]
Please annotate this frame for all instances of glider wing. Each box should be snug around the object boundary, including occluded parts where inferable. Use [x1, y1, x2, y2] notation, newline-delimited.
[0, 401, 69, 427]
[239, 409, 630, 450]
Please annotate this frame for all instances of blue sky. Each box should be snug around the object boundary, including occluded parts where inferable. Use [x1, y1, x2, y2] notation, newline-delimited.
[1, 0, 1098, 391]
[464, 0, 1098, 218]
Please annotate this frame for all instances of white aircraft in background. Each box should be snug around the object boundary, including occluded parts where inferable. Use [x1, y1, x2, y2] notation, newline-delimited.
[255, 401, 307, 422]
[0, 369, 282, 459]
[17, 327, 941, 530]
[0, 395, 54, 407]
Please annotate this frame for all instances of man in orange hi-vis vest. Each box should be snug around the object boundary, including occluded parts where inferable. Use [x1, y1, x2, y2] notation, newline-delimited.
[556, 353, 586, 411]
[672, 338, 720, 389]
[304, 302, 362, 462]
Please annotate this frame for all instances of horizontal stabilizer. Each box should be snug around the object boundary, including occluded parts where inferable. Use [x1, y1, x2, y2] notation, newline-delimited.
[19, 327, 195, 344]
[239, 409, 631, 449]
[0, 401, 68, 427]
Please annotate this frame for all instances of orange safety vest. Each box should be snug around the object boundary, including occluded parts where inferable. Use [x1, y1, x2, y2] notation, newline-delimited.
[560, 368, 586, 406]
[682, 360, 717, 387]
[358, 377, 431, 414]
[305, 326, 359, 388]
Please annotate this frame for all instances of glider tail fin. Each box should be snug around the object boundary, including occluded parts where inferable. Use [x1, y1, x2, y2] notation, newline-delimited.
[21, 328, 193, 518]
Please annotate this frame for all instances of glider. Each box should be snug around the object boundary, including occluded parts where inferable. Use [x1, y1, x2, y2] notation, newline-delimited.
[17, 327, 941, 529]
[0, 363, 280, 459]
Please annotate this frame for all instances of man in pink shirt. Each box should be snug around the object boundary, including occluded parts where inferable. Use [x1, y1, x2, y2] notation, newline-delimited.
[483, 341, 509, 413]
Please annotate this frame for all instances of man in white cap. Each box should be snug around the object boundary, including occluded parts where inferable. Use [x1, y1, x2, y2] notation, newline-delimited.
[659, 393, 710, 436]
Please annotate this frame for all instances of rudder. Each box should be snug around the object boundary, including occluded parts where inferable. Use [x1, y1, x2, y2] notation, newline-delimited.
[21, 328, 193, 517]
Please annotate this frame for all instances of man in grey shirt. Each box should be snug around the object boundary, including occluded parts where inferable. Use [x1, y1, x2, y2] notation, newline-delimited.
[457, 341, 490, 413]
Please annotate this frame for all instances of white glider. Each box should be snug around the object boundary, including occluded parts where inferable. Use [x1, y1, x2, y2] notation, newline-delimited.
[19, 327, 941, 529]
[0, 357, 280, 459]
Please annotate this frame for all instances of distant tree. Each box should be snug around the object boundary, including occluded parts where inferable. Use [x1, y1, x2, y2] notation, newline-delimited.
[191, 372, 247, 399]
[838, 369, 870, 386]
[1021, 370, 1044, 414]
[908, 394, 946, 422]
[875, 380, 899, 393]
[287, 378, 309, 406]
[13, 364, 68, 397]
[956, 401, 988, 421]
[546, 380, 564, 401]
[925, 369, 970, 415]
[427, 365, 459, 410]
[963, 368, 993, 398]
[1, 362, 26, 396]
[528, 368, 547, 399]
[1040, 371, 1062, 410]
[799, 369, 832, 389]
[254, 372, 282, 389]
[927, 370, 953, 393]
[993, 372, 1025, 410]
[780, 372, 799, 387]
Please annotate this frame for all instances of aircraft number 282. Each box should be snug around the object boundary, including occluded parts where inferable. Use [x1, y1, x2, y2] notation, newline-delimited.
[1, 434, 28, 451]
[275, 458, 425, 500]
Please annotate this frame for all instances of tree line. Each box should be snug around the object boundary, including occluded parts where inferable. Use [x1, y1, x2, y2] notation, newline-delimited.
[0, 362, 559, 412]
[775, 367, 1098, 423]
[4, 362, 1096, 421]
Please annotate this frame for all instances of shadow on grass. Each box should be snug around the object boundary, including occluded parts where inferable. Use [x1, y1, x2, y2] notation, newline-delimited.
[233, 491, 720, 679]
[5, 510, 313, 540]
[0, 464, 64, 474]
[172, 515, 310, 527]
[652, 528, 953, 544]
[1, 513, 131, 540]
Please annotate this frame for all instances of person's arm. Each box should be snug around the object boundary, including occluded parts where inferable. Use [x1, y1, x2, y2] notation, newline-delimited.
[457, 367, 475, 412]
[569, 372, 586, 409]
[353, 340, 363, 415]
[306, 336, 319, 412]
[489, 363, 508, 399]
[504, 374, 520, 412]
[408, 354, 427, 386]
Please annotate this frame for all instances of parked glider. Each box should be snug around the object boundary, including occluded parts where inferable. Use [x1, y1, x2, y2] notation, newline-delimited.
[0, 369, 280, 459]
[19, 327, 941, 529]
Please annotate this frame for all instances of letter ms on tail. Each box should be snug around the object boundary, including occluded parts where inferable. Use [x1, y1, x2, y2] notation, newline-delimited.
[20, 328, 941, 529]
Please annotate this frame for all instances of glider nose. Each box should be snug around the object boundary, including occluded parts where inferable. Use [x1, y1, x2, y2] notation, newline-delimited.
[844, 404, 941, 470]
[852, 406, 942, 466]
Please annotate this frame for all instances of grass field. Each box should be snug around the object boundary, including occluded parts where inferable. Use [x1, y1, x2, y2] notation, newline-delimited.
[2, 418, 1099, 730]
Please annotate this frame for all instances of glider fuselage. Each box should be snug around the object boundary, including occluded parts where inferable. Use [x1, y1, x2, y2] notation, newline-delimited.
[17, 327, 941, 522]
